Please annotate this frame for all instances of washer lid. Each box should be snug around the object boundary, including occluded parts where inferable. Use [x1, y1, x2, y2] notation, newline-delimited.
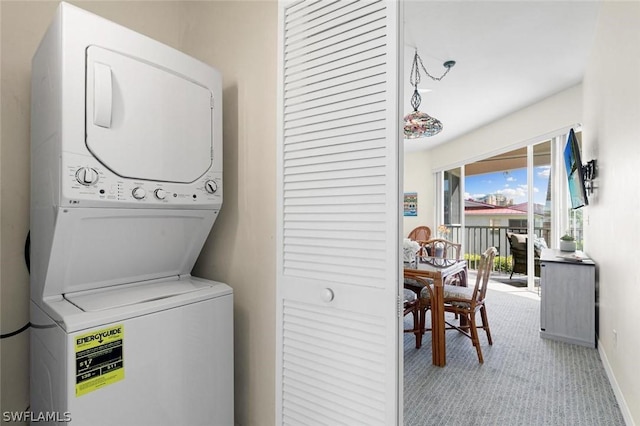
[65, 277, 212, 312]
[85, 46, 213, 183]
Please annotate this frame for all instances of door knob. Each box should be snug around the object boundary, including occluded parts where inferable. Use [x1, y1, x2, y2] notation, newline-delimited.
[321, 288, 334, 303]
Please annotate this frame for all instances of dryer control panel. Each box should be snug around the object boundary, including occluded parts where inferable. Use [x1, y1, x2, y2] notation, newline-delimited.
[61, 153, 222, 209]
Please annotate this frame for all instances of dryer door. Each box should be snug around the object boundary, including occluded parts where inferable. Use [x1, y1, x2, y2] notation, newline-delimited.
[85, 46, 213, 183]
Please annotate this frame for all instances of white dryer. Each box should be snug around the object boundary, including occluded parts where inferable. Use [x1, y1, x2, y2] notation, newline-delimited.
[29, 3, 232, 425]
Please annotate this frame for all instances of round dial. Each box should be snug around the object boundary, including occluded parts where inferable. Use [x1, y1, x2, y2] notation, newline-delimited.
[154, 188, 167, 200]
[76, 167, 99, 185]
[132, 187, 146, 200]
[205, 180, 218, 194]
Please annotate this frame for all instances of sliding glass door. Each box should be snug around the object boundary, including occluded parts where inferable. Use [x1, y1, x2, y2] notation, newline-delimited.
[441, 167, 463, 246]
[435, 130, 577, 291]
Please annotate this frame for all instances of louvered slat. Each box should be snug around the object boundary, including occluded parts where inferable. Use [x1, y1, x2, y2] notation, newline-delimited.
[285, 45, 386, 88]
[284, 133, 385, 156]
[284, 101, 385, 131]
[285, 26, 386, 76]
[284, 84, 385, 114]
[284, 120, 385, 146]
[285, 93, 385, 126]
[285, 1, 382, 47]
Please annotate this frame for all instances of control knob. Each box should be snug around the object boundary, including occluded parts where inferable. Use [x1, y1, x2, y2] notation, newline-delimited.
[132, 187, 146, 200]
[205, 180, 218, 194]
[154, 189, 167, 200]
[76, 167, 99, 185]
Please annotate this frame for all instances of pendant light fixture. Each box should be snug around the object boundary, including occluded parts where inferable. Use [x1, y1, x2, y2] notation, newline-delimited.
[403, 50, 455, 139]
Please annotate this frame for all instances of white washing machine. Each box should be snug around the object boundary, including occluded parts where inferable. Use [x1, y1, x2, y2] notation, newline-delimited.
[29, 3, 232, 424]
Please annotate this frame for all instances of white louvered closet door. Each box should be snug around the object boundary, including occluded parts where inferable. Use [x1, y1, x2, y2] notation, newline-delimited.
[277, 1, 401, 425]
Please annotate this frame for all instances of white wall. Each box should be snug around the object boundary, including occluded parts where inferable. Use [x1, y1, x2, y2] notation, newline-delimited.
[582, 2, 640, 424]
[183, 3, 277, 425]
[403, 150, 433, 236]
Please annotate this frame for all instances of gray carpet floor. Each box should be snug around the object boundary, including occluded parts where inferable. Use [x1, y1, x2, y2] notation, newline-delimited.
[403, 280, 625, 425]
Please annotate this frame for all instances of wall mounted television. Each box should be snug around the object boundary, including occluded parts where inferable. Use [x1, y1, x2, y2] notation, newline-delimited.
[563, 128, 589, 209]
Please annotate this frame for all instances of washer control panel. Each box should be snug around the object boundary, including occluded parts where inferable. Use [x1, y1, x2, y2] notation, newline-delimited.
[61, 154, 222, 208]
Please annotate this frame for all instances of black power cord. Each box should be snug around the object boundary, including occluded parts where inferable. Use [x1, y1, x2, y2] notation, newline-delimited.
[24, 231, 30, 273]
[1, 323, 31, 339]
[1, 231, 32, 339]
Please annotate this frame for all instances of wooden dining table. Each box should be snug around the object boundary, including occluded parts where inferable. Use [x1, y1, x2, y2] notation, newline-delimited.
[404, 258, 468, 367]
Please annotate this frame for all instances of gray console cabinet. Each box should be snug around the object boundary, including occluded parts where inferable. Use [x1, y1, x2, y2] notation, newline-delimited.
[540, 248, 596, 348]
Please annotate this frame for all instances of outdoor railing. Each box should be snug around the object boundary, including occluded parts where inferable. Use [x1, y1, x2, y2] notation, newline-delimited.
[447, 225, 551, 271]
[416, 224, 583, 272]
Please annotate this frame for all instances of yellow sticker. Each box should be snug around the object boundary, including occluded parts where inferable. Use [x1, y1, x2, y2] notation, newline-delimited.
[75, 324, 124, 396]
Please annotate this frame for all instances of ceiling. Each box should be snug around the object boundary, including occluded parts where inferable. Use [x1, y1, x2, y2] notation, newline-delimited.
[402, 1, 601, 153]
[465, 143, 551, 176]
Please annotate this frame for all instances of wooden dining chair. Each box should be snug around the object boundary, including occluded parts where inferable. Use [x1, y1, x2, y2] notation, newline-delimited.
[421, 238, 461, 261]
[408, 226, 432, 258]
[407, 226, 432, 242]
[420, 238, 463, 286]
[403, 274, 434, 349]
[442, 246, 498, 363]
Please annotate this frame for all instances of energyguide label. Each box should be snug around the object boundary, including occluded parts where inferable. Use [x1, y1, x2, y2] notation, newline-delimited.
[75, 324, 124, 396]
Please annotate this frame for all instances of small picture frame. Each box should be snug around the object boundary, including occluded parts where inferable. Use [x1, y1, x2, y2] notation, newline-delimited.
[404, 192, 417, 216]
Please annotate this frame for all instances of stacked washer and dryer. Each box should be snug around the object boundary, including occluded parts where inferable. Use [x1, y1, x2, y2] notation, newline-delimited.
[30, 3, 233, 424]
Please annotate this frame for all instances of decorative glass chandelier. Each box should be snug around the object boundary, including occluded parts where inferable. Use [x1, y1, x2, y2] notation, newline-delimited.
[403, 50, 455, 139]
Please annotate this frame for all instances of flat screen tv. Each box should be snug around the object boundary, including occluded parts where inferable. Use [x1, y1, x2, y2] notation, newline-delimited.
[563, 128, 588, 209]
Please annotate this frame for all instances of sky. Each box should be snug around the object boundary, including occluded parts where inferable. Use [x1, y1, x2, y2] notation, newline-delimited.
[464, 166, 550, 205]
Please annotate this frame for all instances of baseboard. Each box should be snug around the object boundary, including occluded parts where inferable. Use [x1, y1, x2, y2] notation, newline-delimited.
[598, 339, 635, 426]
